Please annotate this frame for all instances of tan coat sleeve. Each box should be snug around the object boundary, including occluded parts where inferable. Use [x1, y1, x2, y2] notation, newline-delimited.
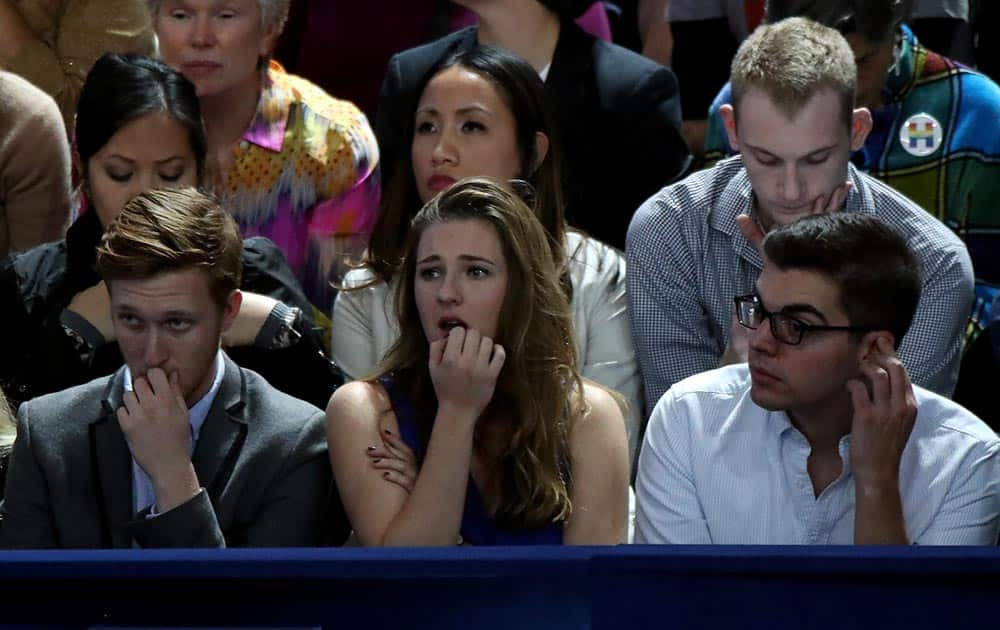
[0, 71, 71, 256]
[4, 0, 156, 131]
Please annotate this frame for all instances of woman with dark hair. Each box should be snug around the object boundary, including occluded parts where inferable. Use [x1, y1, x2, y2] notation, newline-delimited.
[0, 53, 341, 412]
[376, 0, 690, 251]
[333, 45, 644, 465]
[326, 177, 629, 546]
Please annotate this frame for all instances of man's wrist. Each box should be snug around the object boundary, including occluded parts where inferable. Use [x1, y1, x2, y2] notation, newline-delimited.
[151, 462, 201, 513]
[854, 475, 901, 500]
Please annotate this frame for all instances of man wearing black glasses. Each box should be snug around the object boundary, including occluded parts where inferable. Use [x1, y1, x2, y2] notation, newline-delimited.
[635, 213, 1000, 545]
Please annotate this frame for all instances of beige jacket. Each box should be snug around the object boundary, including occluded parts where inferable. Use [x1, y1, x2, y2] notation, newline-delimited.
[3, 0, 155, 131]
[0, 70, 70, 256]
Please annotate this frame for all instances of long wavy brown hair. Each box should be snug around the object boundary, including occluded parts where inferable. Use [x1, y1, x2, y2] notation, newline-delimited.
[373, 177, 583, 530]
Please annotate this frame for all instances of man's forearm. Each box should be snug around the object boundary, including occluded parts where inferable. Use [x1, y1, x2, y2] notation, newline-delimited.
[0, 0, 42, 63]
[854, 479, 909, 544]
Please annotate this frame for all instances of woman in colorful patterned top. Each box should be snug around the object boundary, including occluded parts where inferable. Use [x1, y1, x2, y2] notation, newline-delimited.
[148, 0, 380, 314]
[326, 177, 629, 546]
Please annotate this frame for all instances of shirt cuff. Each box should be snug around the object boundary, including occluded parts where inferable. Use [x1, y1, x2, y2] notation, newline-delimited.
[253, 301, 302, 349]
[143, 487, 206, 520]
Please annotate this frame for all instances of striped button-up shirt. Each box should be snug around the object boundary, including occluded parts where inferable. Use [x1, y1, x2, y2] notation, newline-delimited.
[635, 365, 1000, 545]
[626, 156, 973, 412]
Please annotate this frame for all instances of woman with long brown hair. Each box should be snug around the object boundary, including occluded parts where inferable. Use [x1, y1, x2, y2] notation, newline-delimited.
[326, 178, 628, 545]
[332, 45, 644, 464]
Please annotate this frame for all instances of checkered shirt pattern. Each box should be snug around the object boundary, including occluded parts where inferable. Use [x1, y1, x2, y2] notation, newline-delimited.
[626, 156, 974, 413]
[705, 25, 1000, 285]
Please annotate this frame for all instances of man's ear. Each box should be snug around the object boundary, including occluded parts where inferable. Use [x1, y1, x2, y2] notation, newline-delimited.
[850, 107, 873, 151]
[221, 289, 243, 333]
[531, 131, 550, 173]
[855, 329, 896, 365]
[720, 104, 740, 152]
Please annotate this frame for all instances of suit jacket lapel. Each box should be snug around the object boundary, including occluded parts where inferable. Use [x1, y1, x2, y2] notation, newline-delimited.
[191, 355, 248, 501]
[90, 370, 134, 548]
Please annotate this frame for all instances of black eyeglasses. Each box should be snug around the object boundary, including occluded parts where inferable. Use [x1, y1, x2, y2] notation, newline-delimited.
[733, 294, 878, 345]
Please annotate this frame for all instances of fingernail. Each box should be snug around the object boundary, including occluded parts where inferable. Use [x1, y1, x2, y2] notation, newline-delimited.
[382, 472, 389, 478]
[373, 458, 381, 464]
[383, 429, 392, 436]
[366, 446, 376, 451]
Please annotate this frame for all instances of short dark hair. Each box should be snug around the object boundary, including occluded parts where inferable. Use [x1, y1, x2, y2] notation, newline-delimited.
[762, 213, 921, 347]
[766, 0, 913, 43]
[76, 53, 206, 181]
[97, 188, 243, 308]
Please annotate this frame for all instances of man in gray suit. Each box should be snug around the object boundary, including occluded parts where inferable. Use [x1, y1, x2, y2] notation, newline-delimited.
[2, 188, 343, 548]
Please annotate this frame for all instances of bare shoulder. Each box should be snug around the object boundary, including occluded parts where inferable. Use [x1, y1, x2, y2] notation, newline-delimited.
[571, 380, 627, 443]
[581, 381, 625, 424]
[326, 380, 392, 429]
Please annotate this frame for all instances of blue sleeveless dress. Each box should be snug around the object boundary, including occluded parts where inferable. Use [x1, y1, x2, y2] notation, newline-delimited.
[380, 375, 563, 545]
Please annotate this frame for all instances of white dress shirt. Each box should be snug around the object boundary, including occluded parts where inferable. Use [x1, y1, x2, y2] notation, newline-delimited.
[635, 364, 1000, 545]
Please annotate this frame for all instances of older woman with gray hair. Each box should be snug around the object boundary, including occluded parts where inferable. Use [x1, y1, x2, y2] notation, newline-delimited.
[148, 0, 380, 317]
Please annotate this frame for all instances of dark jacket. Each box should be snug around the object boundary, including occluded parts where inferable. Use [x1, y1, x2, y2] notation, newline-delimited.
[2, 354, 348, 548]
[0, 211, 342, 411]
[376, 21, 692, 249]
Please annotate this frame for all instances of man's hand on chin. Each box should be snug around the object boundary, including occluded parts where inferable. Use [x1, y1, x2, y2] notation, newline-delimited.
[117, 368, 201, 513]
[737, 181, 853, 252]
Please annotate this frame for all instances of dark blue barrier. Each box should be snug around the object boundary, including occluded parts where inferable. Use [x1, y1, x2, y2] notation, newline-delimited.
[0, 546, 998, 628]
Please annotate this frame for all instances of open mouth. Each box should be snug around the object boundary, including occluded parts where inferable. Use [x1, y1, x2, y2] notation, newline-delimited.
[438, 317, 468, 334]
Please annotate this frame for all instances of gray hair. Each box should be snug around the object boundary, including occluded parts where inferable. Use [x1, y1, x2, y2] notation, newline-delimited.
[147, 0, 290, 33]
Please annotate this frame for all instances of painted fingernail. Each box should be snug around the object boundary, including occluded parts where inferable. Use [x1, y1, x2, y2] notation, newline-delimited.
[366, 446, 376, 451]
[383, 429, 392, 436]
[382, 472, 389, 478]
[373, 458, 381, 464]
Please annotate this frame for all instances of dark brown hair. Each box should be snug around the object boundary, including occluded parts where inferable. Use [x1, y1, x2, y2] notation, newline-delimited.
[97, 187, 243, 308]
[762, 213, 921, 347]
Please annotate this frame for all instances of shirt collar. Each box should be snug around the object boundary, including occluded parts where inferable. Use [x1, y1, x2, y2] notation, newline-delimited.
[123, 349, 226, 443]
[241, 61, 292, 153]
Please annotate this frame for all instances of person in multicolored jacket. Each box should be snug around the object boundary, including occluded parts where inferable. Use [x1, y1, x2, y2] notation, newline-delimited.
[148, 0, 380, 317]
[705, 0, 1000, 286]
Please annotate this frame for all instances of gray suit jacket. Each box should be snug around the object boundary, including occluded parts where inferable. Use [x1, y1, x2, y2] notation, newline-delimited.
[1, 354, 339, 548]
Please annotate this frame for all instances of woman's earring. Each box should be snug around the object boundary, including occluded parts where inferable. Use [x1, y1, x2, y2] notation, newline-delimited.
[508, 179, 537, 208]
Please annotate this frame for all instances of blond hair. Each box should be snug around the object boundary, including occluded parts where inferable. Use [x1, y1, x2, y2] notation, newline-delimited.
[731, 17, 856, 126]
[376, 178, 582, 530]
[96, 188, 243, 308]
